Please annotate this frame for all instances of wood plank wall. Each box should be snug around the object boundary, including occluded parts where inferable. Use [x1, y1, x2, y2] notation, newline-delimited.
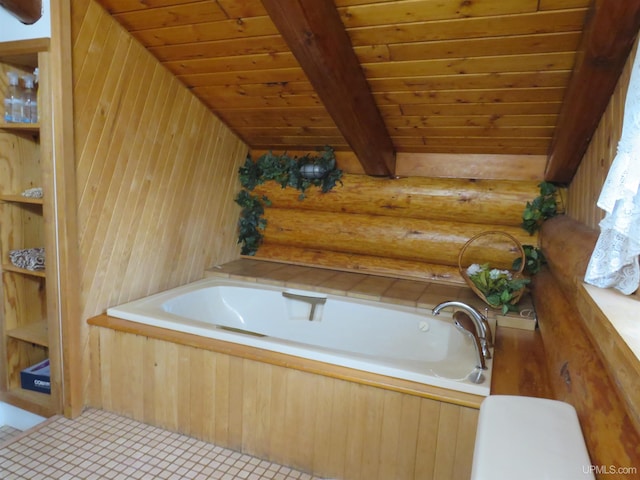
[566, 38, 637, 227]
[252, 174, 540, 283]
[92, 327, 479, 480]
[71, 0, 247, 403]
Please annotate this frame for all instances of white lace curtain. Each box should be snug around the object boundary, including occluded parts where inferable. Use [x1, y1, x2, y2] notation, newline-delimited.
[584, 50, 640, 295]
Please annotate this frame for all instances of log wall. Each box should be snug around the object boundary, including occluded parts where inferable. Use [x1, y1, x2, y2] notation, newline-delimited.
[534, 216, 640, 477]
[534, 34, 640, 479]
[253, 174, 539, 283]
[71, 0, 247, 405]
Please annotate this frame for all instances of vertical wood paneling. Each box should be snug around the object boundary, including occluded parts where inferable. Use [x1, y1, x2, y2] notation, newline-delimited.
[71, 0, 247, 406]
[91, 329, 479, 480]
[377, 391, 403, 479]
[567, 38, 637, 228]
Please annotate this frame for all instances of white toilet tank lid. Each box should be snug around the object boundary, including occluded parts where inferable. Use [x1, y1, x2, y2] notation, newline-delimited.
[471, 395, 595, 480]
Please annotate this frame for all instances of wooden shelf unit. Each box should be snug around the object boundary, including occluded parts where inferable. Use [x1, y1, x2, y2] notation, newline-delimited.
[0, 43, 60, 417]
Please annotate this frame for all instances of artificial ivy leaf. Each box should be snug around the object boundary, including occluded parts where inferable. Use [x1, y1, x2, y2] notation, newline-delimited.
[486, 293, 501, 306]
[500, 290, 512, 303]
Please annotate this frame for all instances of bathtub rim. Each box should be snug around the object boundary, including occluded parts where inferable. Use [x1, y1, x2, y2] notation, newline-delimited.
[88, 313, 484, 409]
[104, 276, 493, 396]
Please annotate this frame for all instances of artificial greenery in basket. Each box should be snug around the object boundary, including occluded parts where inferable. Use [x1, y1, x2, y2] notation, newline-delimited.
[235, 147, 343, 256]
[458, 231, 531, 314]
[465, 263, 531, 314]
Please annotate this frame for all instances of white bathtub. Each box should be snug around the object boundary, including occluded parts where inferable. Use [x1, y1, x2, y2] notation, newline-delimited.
[106, 277, 492, 396]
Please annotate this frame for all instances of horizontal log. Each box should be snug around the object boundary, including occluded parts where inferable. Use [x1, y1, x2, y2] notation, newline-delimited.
[254, 174, 539, 227]
[539, 215, 598, 293]
[262, 209, 532, 270]
[576, 285, 640, 434]
[253, 244, 465, 284]
[532, 269, 640, 475]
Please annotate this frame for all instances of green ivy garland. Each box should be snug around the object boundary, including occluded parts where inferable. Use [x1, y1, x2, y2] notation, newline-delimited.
[513, 244, 547, 276]
[515, 181, 562, 275]
[521, 181, 560, 235]
[235, 147, 343, 256]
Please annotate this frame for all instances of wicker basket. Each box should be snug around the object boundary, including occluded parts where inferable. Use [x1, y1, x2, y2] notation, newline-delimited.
[458, 231, 527, 309]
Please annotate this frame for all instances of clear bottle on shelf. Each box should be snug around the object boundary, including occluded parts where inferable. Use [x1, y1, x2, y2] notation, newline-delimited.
[4, 71, 22, 123]
[3, 97, 10, 122]
[22, 74, 37, 123]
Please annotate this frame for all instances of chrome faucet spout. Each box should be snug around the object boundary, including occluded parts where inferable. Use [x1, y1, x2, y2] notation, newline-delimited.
[453, 311, 486, 370]
[432, 300, 492, 360]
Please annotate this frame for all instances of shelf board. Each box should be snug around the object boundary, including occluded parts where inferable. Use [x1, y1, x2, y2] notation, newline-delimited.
[0, 194, 43, 205]
[0, 122, 40, 132]
[1, 263, 46, 278]
[7, 321, 48, 347]
[0, 39, 49, 63]
[0, 388, 53, 418]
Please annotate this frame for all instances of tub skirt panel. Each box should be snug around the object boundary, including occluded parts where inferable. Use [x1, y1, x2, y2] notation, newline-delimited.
[89, 327, 478, 480]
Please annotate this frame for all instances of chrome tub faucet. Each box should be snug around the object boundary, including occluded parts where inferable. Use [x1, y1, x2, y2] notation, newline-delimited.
[453, 311, 486, 371]
[432, 300, 493, 360]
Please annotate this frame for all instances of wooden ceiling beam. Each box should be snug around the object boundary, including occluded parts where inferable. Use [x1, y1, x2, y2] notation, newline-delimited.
[545, 0, 640, 184]
[0, 0, 42, 24]
[261, 0, 396, 177]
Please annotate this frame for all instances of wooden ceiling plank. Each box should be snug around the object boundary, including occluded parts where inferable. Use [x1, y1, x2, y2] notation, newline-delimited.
[363, 52, 576, 78]
[197, 93, 323, 109]
[374, 87, 566, 106]
[163, 51, 300, 75]
[131, 15, 278, 47]
[388, 32, 582, 62]
[347, 9, 588, 45]
[249, 136, 350, 147]
[338, 0, 538, 28]
[238, 126, 342, 136]
[384, 114, 559, 128]
[215, 0, 267, 18]
[0, 0, 42, 24]
[368, 71, 572, 91]
[400, 102, 562, 116]
[112, 1, 227, 32]
[389, 126, 555, 138]
[393, 136, 550, 149]
[397, 145, 549, 155]
[545, 0, 640, 183]
[261, 0, 395, 176]
[178, 68, 308, 88]
[96, 0, 200, 14]
[193, 81, 316, 97]
[148, 35, 289, 62]
[539, 0, 592, 10]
